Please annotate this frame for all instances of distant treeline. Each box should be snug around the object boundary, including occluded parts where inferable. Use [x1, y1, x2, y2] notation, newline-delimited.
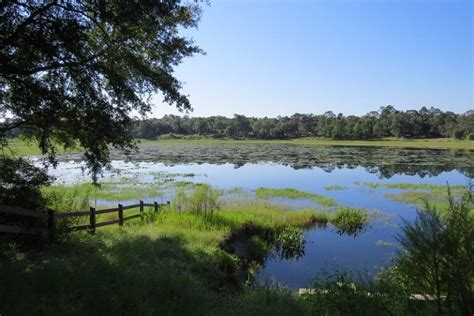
[5, 106, 473, 141]
[129, 106, 474, 140]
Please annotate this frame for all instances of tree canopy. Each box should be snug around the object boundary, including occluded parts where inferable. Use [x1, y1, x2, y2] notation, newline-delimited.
[1, 0, 203, 180]
[129, 106, 474, 141]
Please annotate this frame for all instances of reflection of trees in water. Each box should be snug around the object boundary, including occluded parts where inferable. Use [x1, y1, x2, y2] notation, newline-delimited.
[60, 144, 474, 179]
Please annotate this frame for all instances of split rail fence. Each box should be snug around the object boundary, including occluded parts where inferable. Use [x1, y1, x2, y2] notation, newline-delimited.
[0, 200, 170, 235]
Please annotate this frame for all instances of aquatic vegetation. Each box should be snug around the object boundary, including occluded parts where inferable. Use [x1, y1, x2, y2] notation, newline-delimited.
[174, 180, 196, 187]
[274, 226, 307, 260]
[227, 187, 245, 194]
[324, 185, 347, 191]
[330, 207, 369, 237]
[50, 141, 474, 179]
[255, 187, 337, 207]
[354, 181, 466, 191]
[42, 182, 163, 202]
[171, 184, 221, 219]
[0, 193, 322, 314]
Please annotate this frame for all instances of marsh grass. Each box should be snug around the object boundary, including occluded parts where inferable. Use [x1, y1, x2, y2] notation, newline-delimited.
[42, 182, 163, 203]
[354, 181, 466, 191]
[324, 185, 347, 191]
[255, 187, 337, 207]
[171, 184, 221, 218]
[330, 207, 369, 236]
[353, 182, 470, 214]
[0, 190, 325, 315]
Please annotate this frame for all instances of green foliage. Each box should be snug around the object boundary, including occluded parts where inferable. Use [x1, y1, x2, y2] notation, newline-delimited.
[453, 129, 465, 139]
[255, 187, 337, 206]
[42, 182, 162, 202]
[171, 184, 222, 219]
[247, 236, 272, 263]
[235, 285, 310, 316]
[0, 191, 321, 315]
[306, 270, 384, 315]
[0, 157, 51, 211]
[129, 107, 473, 141]
[392, 190, 474, 315]
[330, 207, 369, 236]
[274, 226, 306, 260]
[1, 1, 203, 181]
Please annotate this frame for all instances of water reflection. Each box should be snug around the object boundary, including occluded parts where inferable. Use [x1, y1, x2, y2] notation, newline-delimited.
[57, 143, 474, 178]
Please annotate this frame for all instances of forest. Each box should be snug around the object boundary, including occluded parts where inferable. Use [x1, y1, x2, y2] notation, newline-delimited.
[128, 106, 474, 140]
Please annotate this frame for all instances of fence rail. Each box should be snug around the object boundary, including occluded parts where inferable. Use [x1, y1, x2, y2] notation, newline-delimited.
[0, 200, 170, 236]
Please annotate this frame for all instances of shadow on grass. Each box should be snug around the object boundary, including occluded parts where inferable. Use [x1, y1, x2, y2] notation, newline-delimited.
[0, 232, 229, 315]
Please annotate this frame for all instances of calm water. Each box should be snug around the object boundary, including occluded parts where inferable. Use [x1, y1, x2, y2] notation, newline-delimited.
[37, 143, 473, 290]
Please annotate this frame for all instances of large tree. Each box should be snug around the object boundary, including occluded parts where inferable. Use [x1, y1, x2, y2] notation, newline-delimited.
[1, 0, 203, 183]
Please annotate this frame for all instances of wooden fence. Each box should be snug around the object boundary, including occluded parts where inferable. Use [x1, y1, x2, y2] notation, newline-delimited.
[0, 200, 170, 235]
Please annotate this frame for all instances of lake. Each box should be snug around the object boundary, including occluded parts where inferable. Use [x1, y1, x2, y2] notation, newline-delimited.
[36, 142, 473, 290]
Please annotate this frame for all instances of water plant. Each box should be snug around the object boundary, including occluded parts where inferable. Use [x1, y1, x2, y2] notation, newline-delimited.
[324, 185, 347, 191]
[330, 207, 369, 237]
[255, 187, 337, 207]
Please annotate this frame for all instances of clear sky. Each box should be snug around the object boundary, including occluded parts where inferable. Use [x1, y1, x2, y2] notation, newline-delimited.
[150, 0, 473, 118]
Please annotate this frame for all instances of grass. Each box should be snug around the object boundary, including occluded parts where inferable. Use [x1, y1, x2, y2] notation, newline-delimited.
[386, 189, 472, 213]
[330, 207, 369, 236]
[4, 138, 80, 156]
[353, 182, 471, 214]
[255, 187, 337, 207]
[0, 199, 323, 315]
[41, 182, 163, 203]
[354, 182, 466, 190]
[324, 185, 347, 191]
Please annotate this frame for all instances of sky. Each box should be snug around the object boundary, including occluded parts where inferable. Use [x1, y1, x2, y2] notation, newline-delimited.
[150, 0, 473, 118]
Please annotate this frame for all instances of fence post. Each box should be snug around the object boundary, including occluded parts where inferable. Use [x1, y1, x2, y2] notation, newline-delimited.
[89, 207, 96, 234]
[118, 204, 124, 226]
[140, 200, 144, 215]
[154, 201, 158, 213]
[47, 209, 55, 237]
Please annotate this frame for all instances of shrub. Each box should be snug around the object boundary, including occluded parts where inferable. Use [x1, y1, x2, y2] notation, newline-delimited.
[452, 129, 464, 139]
[393, 190, 474, 315]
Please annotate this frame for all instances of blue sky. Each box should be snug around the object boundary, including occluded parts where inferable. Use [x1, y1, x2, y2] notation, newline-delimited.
[151, 0, 473, 118]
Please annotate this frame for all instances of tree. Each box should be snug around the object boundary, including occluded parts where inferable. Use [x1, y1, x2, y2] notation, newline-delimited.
[1, 1, 203, 183]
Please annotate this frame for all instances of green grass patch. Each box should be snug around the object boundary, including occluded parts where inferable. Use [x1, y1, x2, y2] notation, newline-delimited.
[4, 138, 81, 156]
[354, 182, 466, 191]
[0, 197, 323, 315]
[353, 182, 470, 215]
[324, 185, 347, 191]
[255, 187, 337, 207]
[42, 182, 163, 203]
[330, 207, 369, 236]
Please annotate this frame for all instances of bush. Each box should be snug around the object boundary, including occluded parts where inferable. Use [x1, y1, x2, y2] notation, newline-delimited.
[0, 157, 52, 231]
[452, 129, 464, 139]
[393, 190, 474, 315]
[466, 133, 474, 141]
